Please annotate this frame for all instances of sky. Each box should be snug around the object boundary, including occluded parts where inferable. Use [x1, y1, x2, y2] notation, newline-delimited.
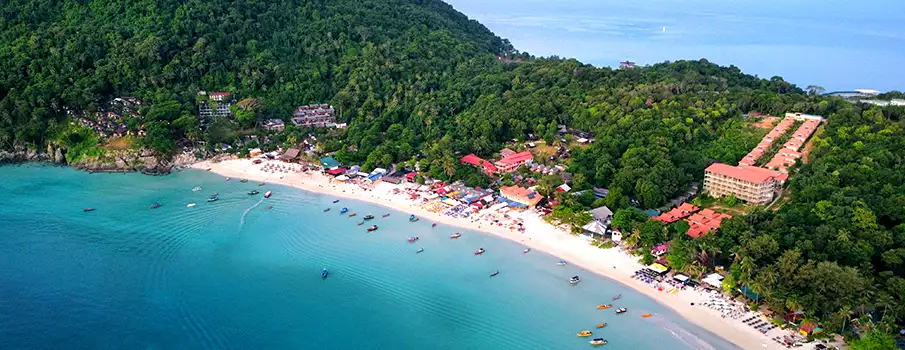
[444, 0, 905, 92]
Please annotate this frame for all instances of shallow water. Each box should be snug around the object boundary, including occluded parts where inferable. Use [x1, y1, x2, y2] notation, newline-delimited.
[0, 165, 737, 349]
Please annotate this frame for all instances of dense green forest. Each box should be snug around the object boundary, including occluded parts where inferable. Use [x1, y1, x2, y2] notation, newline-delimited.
[2, 0, 904, 342]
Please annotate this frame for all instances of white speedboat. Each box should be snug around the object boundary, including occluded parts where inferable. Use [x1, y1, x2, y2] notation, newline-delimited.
[192, 186, 202, 192]
[187, 203, 196, 208]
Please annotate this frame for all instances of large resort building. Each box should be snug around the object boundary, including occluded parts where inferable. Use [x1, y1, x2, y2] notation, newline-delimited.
[704, 163, 786, 205]
[198, 91, 234, 119]
[703, 112, 823, 205]
[460, 148, 534, 175]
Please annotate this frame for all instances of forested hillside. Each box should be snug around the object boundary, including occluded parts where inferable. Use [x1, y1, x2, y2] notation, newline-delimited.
[2, 0, 905, 341]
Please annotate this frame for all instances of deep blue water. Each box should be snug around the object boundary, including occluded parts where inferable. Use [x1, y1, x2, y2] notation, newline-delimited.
[446, 0, 905, 91]
[0, 165, 737, 349]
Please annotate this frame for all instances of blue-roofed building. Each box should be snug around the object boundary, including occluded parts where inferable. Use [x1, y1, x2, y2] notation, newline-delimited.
[320, 156, 340, 169]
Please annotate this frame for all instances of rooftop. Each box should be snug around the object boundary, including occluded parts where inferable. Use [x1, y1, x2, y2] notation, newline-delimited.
[495, 151, 533, 166]
[706, 163, 782, 183]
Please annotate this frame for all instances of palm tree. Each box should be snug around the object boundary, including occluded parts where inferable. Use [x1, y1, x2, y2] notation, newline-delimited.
[838, 304, 853, 333]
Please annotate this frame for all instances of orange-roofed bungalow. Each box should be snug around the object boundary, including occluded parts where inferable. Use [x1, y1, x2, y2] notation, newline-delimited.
[500, 185, 544, 208]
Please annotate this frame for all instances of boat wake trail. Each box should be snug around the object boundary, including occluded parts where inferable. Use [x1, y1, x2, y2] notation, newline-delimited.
[238, 198, 265, 231]
[649, 316, 717, 350]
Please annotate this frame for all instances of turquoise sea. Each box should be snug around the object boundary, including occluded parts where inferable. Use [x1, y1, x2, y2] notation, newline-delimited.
[0, 164, 737, 349]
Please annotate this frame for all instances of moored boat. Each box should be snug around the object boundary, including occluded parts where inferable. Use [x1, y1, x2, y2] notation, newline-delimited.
[240, 179, 248, 183]
[556, 260, 567, 266]
[641, 313, 652, 318]
[258, 182, 265, 186]
[364, 215, 374, 220]
[248, 190, 260, 195]
[367, 225, 378, 232]
[523, 248, 531, 254]
[409, 214, 418, 222]
[490, 270, 499, 277]
[407, 236, 419, 243]
[207, 196, 219, 202]
[348, 213, 357, 217]
[263, 191, 272, 198]
[333, 199, 340, 203]
[596, 323, 607, 328]
[577, 330, 592, 337]
[570, 275, 581, 285]
[597, 304, 612, 309]
[323, 208, 330, 212]
[357, 221, 364, 226]
[83, 208, 96, 212]
[187, 203, 196, 208]
[382, 213, 390, 218]
[192, 186, 202, 192]
[321, 268, 328, 279]
[474, 248, 485, 255]
[225, 177, 231, 181]
[431, 223, 436, 227]
[615, 308, 627, 314]
[612, 294, 622, 300]
[340, 207, 349, 213]
[450, 233, 462, 239]
[150, 203, 162, 209]
[589, 338, 607, 346]
[416, 248, 424, 254]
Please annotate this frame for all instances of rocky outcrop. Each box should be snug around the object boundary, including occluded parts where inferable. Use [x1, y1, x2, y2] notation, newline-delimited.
[1, 144, 201, 175]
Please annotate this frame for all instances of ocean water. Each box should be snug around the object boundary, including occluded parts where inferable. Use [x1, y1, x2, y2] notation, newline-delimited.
[0, 164, 737, 349]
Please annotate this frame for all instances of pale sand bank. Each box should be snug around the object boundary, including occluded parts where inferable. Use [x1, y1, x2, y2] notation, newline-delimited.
[193, 158, 792, 350]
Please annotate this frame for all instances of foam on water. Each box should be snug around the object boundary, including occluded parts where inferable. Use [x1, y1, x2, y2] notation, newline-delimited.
[0, 164, 739, 349]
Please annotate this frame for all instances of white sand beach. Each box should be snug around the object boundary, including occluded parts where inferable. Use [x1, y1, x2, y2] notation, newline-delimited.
[193, 158, 799, 350]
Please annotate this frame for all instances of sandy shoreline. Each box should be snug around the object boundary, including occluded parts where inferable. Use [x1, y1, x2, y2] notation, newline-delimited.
[193, 159, 791, 350]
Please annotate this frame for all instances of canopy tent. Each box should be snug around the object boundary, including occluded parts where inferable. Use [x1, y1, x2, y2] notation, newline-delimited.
[647, 263, 669, 274]
[702, 273, 724, 289]
[442, 198, 460, 206]
[481, 195, 494, 203]
[673, 274, 689, 283]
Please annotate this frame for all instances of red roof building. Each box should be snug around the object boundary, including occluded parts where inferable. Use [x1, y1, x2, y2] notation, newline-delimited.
[494, 151, 534, 173]
[326, 167, 348, 176]
[500, 185, 544, 208]
[652, 203, 700, 224]
[704, 163, 783, 204]
[460, 154, 498, 174]
[685, 208, 732, 238]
